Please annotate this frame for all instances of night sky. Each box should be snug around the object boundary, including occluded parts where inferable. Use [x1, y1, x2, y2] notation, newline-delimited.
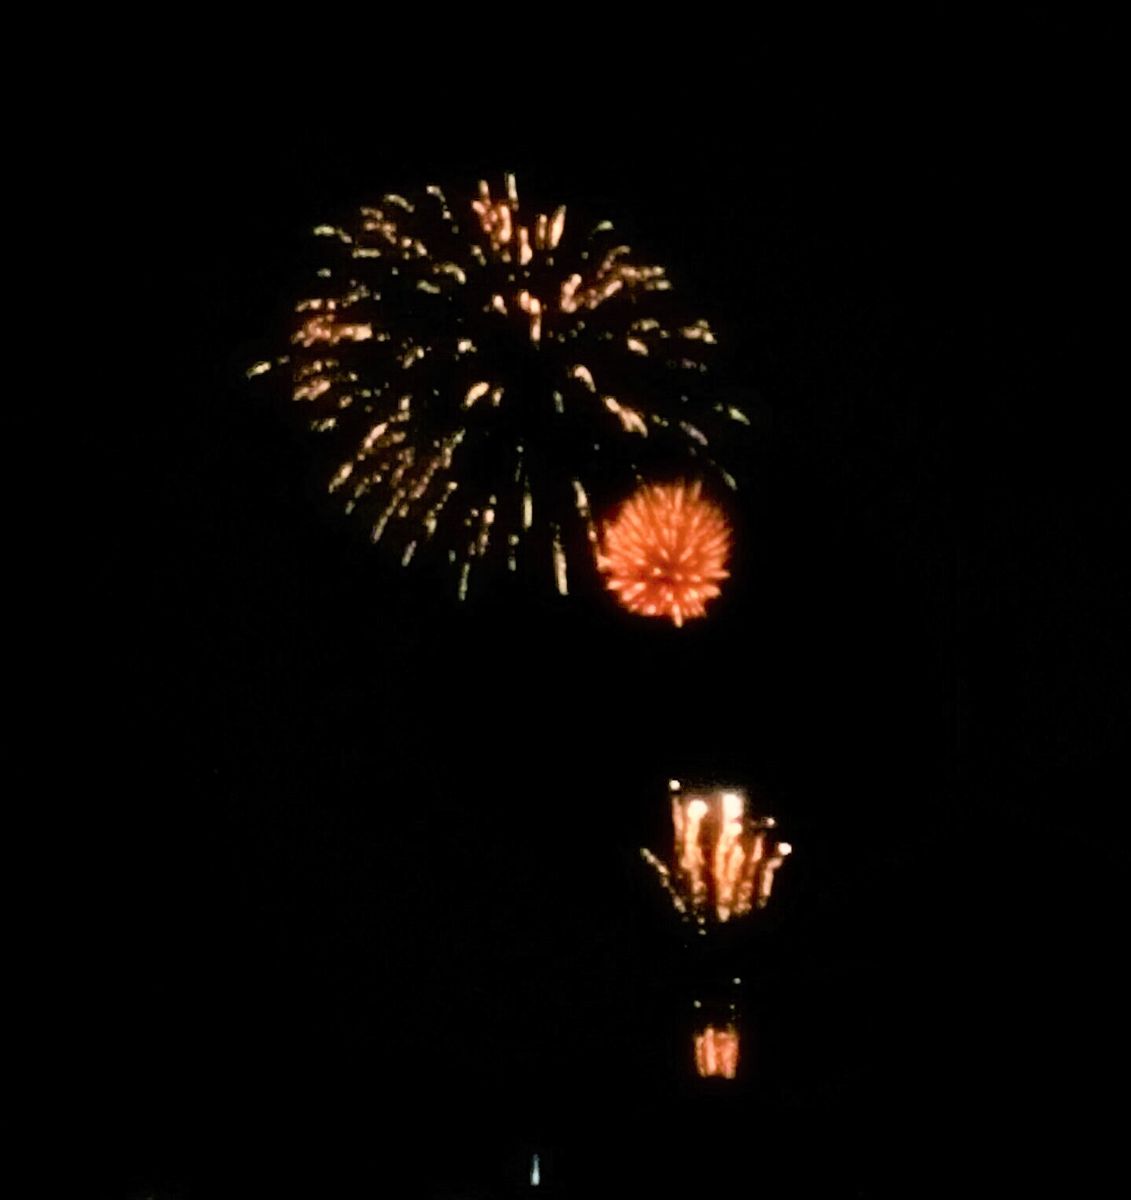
[88, 22, 1120, 1198]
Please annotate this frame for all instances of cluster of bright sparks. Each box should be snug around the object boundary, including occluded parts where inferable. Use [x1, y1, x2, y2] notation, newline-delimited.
[694, 1024, 741, 1079]
[251, 174, 745, 601]
[643, 781, 792, 927]
[598, 481, 730, 625]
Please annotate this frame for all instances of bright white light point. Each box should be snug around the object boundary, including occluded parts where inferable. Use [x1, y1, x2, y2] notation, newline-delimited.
[733, 977, 742, 985]
[779, 842, 792, 855]
[693, 1000, 702, 1008]
[722, 792, 744, 821]
[669, 779, 681, 791]
[687, 799, 708, 820]
[247, 360, 271, 377]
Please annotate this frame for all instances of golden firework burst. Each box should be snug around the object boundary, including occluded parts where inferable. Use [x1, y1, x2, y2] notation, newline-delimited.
[250, 175, 747, 600]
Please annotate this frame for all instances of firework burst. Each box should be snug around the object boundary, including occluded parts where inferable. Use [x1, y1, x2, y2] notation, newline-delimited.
[597, 481, 730, 626]
[643, 781, 792, 928]
[694, 1023, 741, 1079]
[250, 175, 745, 598]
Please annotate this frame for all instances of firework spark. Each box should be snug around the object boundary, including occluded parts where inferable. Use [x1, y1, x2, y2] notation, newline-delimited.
[642, 781, 791, 926]
[251, 175, 744, 598]
[694, 1023, 740, 1079]
[597, 481, 730, 626]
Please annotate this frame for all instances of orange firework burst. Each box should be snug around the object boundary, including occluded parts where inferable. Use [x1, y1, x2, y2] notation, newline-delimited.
[694, 1024, 740, 1079]
[597, 482, 730, 626]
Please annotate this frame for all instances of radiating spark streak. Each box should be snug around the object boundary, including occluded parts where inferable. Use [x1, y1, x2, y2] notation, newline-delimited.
[313, 224, 352, 242]
[329, 462, 353, 491]
[517, 290, 543, 342]
[370, 485, 409, 543]
[571, 479, 597, 543]
[679, 421, 708, 445]
[640, 848, 687, 914]
[560, 273, 582, 312]
[293, 315, 373, 347]
[602, 397, 648, 436]
[464, 381, 490, 407]
[552, 526, 568, 595]
[476, 506, 495, 556]
[294, 377, 332, 401]
[570, 364, 596, 391]
[680, 319, 717, 343]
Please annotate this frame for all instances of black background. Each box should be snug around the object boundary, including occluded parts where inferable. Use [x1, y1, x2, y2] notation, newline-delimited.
[83, 16, 1121, 1197]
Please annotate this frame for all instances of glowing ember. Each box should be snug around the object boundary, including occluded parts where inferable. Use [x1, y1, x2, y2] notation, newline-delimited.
[597, 482, 730, 626]
[694, 1024, 740, 1078]
[642, 784, 791, 924]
